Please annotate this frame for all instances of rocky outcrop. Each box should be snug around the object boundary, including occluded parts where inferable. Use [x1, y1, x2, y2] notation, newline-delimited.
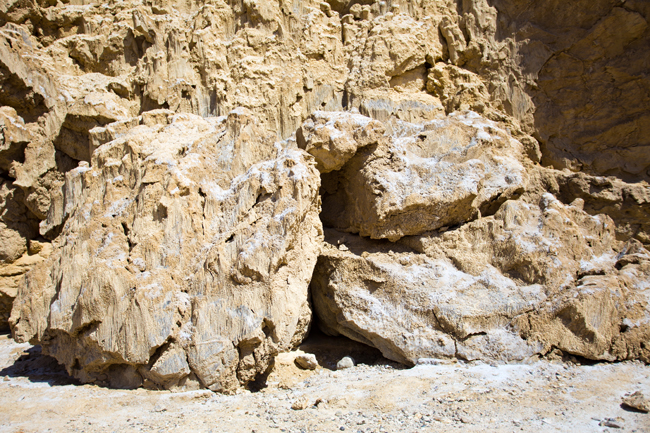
[302, 106, 649, 366]
[317, 111, 528, 241]
[0, 0, 649, 389]
[312, 194, 650, 364]
[10, 110, 322, 391]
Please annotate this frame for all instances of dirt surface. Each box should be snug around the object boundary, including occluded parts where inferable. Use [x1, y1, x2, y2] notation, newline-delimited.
[1, 331, 649, 433]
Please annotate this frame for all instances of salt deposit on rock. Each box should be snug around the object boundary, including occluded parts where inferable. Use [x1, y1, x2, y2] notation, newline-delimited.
[319, 111, 528, 241]
[311, 194, 650, 364]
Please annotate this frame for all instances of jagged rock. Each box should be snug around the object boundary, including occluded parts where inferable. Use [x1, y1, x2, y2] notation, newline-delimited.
[546, 169, 650, 245]
[320, 111, 528, 241]
[0, 242, 51, 331]
[0, 106, 31, 173]
[439, 16, 466, 66]
[312, 191, 650, 364]
[343, 11, 446, 123]
[426, 63, 491, 114]
[0, 178, 45, 330]
[297, 110, 385, 173]
[10, 110, 323, 391]
[0, 0, 648, 391]
[622, 391, 649, 413]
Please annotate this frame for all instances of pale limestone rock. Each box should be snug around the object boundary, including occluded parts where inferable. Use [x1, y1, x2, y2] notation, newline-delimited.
[0, 0, 648, 388]
[336, 356, 355, 370]
[297, 110, 385, 173]
[439, 16, 466, 66]
[320, 111, 528, 241]
[312, 191, 650, 364]
[0, 244, 52, 331]
[294, 353, 318, 370]
[343, 11, 446, 123]
[312, 230, 544, 364]
[0, 178, 47, 330]
[622, 391, 650, 413]
[10, 110, 323, 391]
[0, 106, 31, 173]
[426, 63, 491, 114]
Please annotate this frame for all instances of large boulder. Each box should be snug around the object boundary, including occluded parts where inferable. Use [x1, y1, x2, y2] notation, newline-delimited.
[312, 194, 650, 364]
[10, 109, 323, 391]
[318, 111, 528, 241]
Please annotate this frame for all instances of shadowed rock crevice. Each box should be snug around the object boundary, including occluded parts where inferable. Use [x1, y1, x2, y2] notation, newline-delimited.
[53, 114, 116, 162]
[0, 342, 79, 386]
[0, 67, 48, 124]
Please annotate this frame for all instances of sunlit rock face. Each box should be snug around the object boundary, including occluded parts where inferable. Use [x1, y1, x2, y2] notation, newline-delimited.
[11, 111, 322, 391]
[1, 0, 649, 389]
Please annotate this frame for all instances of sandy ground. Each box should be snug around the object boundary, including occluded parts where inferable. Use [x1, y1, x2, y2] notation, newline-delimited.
[0, 331, 649, 433]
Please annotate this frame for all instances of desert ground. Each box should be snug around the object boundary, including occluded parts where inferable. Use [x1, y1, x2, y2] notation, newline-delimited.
[1, 331, 648, 433]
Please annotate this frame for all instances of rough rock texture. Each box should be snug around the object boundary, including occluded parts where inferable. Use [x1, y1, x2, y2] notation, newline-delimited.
[318, 111, 528, 241]
[312, 193, 650, 364]
[10, 110, 323, 391]
[622, 391, 650, 413]
[0, 0, 649, 388]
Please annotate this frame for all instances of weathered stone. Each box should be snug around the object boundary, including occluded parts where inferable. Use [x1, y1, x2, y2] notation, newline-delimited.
[312, 191, 650, 364]
[336, 356, 355, 370]
[426, 64, 491, 114]
[10, 110, 323, 391]
[0, 0, 648, 390]
[295, 353, 319, 370]
[622, 391, 649, 413]
[320, 111, 528, 241]
[297, 110, 385, 173]
[0, 106, 31, 173]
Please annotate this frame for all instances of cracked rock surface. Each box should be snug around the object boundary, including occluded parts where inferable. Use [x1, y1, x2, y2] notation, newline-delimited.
[0, 0, 648, 391]
[10, 110, 322, 391]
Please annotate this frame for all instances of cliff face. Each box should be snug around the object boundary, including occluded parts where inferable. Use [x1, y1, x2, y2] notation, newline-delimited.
[1, 0, 648, 390]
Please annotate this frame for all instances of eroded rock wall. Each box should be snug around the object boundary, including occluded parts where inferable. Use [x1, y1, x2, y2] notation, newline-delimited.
[0, 0, 648, 388]
[304, 111, 650, 365]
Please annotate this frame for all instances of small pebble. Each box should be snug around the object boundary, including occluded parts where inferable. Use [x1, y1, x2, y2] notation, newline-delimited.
[599, 417, 624, 429]
[622, 391, 649, 413]
[337, 356, 355, 370]
[295, 354, 319, 370]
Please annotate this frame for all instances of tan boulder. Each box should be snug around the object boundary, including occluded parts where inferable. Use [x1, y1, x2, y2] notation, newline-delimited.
[10, 109, 323, 391]
[320, 111, 528, 241]
[297, 110, 385, 173]
[312, 192, 650, 364]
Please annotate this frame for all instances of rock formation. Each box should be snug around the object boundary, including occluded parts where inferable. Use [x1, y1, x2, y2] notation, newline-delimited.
[11, 109, 322, 390]
[0, 0, 648, 389]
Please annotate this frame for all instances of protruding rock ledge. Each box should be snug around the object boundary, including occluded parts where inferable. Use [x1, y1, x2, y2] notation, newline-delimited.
[316, 111, 529, 241]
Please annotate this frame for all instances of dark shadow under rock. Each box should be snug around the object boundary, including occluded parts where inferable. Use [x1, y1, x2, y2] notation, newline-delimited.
[0, 336, 79, 386]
